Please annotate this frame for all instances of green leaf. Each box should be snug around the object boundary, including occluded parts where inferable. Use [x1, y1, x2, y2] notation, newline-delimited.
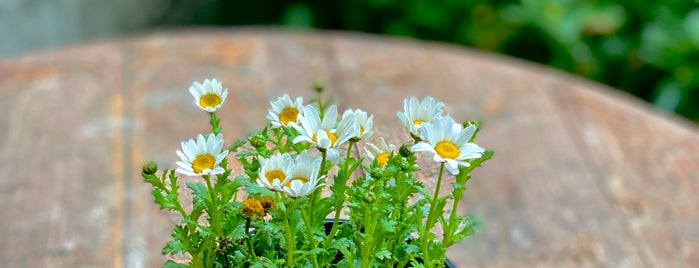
[162, 239, 185, 255]
[187, 182, 209, 205]
[229, 138, 248, 152]
[375, 249, 392, 260]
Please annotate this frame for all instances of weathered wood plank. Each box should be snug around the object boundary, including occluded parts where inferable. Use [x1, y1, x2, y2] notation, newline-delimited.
[0, 44, 127, 267]
[552, 79, 699, 267]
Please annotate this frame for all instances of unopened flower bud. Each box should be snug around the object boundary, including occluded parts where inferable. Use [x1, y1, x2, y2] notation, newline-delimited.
[399, 143, 414, 158]
[463, 120, 481, 142]
[463, 120, 477, 128]
[363, 192, 376, 204]
[250, 135, 266, 149]
[313, 80, 325, 93]
[142, 162, 158, 175]
[369, 168, 385, 179]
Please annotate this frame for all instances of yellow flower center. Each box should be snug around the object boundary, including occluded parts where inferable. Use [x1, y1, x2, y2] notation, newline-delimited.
[376, 152, 390, 167]
[192, 154, 216, 174]
[265, 170, 286, 185]
[435, 141, 459, 159]
[286, 177, 309, 187]
[413, 120, 425, 126]
[312, 130, 338, 146]
[279, 107, 299, 125]
[199, 93, 222, 109]
[359, 126, 365, 135]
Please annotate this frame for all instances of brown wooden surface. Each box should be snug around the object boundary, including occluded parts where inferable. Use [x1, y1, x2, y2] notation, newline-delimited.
[1, 28, 698, 268]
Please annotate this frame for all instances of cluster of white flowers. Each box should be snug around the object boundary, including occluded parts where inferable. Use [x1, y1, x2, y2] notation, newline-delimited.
[175, 79, 485, 198]
[256, 151, 325, 197]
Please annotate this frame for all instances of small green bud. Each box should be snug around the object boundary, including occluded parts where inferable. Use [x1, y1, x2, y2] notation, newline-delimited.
[399, 143, 414, 158]
[249, 135, 266, 149]
[463, 120, 481, 142]
[463, 120, 477, 128]
[142, 162, 158, 175]
[313, 80, 325, 93]
[363, 192, 376, 204]
[369, 169, 385, 179]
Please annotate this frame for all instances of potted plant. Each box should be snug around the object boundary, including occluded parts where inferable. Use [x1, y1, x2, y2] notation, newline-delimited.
[142, 78, 492, 267]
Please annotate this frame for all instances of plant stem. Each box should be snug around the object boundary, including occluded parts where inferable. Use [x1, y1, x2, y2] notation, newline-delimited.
[302, 208, 320, 268]
[360, 203, 373, 268]
[421, 162, 445, 266]
[203, 175, 220, 235]
[323, 141, 355, 247]
[309, 149, 327, 220]
[245, 218, 259, 263]
[284, 215, 295, 267]
[209, 112, 221, 135]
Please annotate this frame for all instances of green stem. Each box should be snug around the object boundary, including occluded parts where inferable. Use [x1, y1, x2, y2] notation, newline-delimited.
[245, 218, 259, 263]
[204, 175, 220, 235]
[421, 162, 445, 266]
[443, 193, 461, 247]
[309, 149, 327, 218]
[323, 141, 355, 247]
[275, 128, 285, 153]
[360, 203, 372, 268]
[209, 112, 221, 135]
[284, 215, 296, 267]
[302, 208, 320, 268]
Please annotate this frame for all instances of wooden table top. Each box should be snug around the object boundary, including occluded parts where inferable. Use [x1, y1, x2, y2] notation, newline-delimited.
[1, 28, 698, 268]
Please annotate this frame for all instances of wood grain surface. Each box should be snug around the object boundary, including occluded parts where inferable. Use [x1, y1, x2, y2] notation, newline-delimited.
[0, 28, 697, 268]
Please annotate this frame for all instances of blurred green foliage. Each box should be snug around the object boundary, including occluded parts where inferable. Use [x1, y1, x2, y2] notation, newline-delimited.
[170, 0, 699, 122]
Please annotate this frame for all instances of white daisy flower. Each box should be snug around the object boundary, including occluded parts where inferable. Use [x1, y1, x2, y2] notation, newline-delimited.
[267, 94, 304, 128]
[410, 117, 484, 175]
[189, 78, 229, 112]
[257, 153, 294, 191]
[282, 151, 325, 197]
[176, 133, 229, 176]
[397, 96, 444, 139]
[343, 109, 374, 141]
[291, 105, 359, 164]
[365, 138, 396, 167]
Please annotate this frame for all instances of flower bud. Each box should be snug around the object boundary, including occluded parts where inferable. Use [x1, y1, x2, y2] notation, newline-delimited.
[369, 168, 385, 179]
[313, 80, 325, 93]
[363, 192, 376, 204]
[249, 135, 266, 149]
[463, 120, 477, 128]
[399, 143, 414, 158]
[142, 162, 158, 175]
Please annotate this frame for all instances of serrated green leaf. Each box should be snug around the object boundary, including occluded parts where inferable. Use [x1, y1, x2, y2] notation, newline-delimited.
[187, 182, 209, 205]
[375, 249, 392, 260]
[162, 239, 185, 255]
